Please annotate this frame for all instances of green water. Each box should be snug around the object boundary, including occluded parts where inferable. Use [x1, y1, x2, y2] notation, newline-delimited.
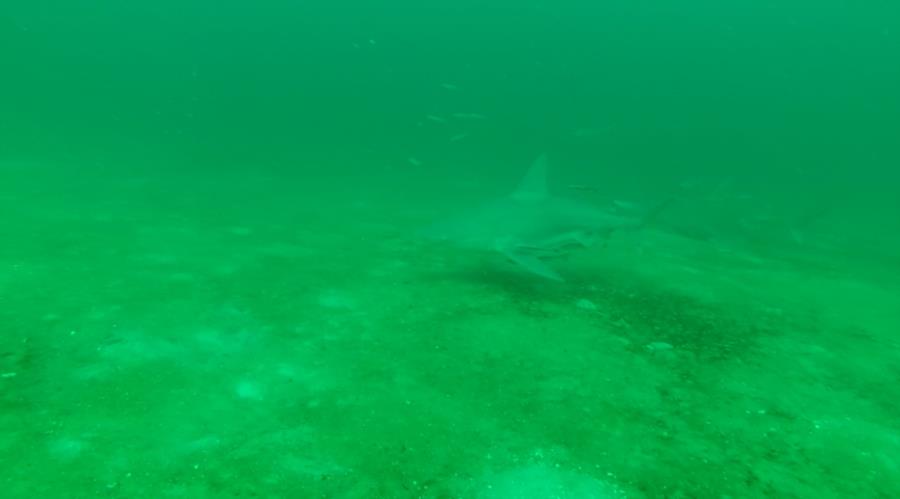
[2, 2, 899, 497]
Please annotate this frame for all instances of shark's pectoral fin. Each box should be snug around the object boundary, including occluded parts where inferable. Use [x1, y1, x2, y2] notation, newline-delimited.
[573, 230, 599, 247]
[501, 249, 564, 281]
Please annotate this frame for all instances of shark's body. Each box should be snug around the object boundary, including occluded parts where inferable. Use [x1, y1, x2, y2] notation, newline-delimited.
[422, 155, 656, 281]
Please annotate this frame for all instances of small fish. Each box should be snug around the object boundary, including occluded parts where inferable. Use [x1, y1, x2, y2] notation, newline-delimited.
[613, 200, 640, 211]
[573, 128, 606, 137]
[567, 184, 601, 193]
[441, 83, 459, 91]
[449, 133, 469, 143]
[407, 157, 423, 167]
[426, 115, 447, 123]
[450, 113, 486, 120]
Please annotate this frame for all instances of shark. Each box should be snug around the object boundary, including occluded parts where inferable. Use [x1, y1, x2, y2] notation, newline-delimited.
[421, 154, 667, 281]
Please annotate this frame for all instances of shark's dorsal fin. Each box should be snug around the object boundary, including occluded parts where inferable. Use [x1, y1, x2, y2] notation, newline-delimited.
[511, 154, 549, 202]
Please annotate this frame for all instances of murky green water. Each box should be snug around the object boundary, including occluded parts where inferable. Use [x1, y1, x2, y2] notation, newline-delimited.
[2, 2, 899, 497]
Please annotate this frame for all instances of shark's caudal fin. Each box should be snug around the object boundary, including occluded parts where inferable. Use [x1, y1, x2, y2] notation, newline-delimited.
[598, 197, 676, 236]
[636, 197, 676, 229]
[510, 154, 549, 202]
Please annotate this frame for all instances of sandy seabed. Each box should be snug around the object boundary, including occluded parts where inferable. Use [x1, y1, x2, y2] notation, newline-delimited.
[1, 162, 898, 498]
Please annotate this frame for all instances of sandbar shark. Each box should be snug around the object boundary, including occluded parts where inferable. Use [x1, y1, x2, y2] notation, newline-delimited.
[421, 155, 667, 281]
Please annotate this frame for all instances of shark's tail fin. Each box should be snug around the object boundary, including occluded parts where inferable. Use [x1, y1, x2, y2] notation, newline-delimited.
[635, 197, 676, 229]
[609, 197, 677, 236]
